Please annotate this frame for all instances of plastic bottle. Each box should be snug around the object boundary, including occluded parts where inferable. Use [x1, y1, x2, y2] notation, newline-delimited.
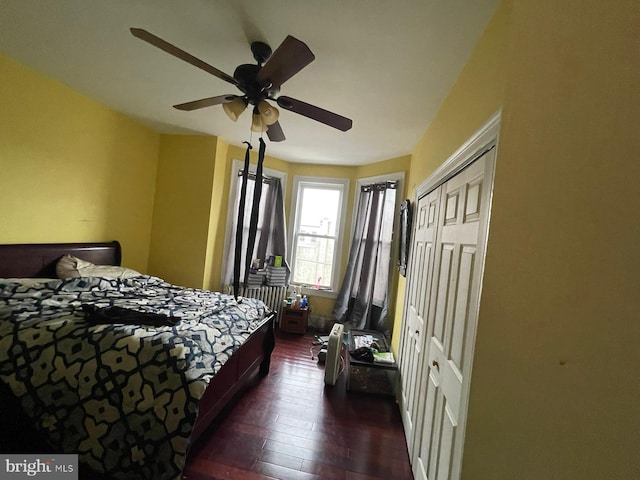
[301, 295, 308, 308]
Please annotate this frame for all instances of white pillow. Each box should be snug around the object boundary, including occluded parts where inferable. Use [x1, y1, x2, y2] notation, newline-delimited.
[56, 255, 141, 279]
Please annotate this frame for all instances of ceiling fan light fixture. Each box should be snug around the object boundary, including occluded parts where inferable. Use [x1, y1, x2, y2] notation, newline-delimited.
[222, 97, 247, 122]
[257, 100, 279, 126]
[251, 110, 268, 133]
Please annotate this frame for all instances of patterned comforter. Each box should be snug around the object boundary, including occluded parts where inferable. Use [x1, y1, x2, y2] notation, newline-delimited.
[0, 276, 269, 479]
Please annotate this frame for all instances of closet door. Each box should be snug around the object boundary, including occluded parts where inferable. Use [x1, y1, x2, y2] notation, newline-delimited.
[414, 150, 494, 480]
[399, 187, 440, 449]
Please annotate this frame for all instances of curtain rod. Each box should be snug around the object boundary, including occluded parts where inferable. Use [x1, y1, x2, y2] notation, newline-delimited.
[361, 180, 398, 192]
[238, 170, 275, 184]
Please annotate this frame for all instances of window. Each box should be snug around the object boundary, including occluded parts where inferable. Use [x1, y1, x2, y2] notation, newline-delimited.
[289, 177, 349, 293]
[221, 160, 287, 287]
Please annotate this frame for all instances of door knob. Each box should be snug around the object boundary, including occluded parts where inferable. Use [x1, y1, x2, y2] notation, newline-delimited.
[432, 360, 439, 370]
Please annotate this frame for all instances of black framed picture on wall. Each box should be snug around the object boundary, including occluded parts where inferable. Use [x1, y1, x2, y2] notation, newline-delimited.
[398, 199, 412, 276]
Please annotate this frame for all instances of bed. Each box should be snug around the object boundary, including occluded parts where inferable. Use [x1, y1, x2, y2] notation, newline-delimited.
[0, 241, 275, 479]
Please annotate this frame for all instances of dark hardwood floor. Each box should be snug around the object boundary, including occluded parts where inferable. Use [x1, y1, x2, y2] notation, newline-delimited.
[181, 329, 414, 480]
[3, 326, 413, 479]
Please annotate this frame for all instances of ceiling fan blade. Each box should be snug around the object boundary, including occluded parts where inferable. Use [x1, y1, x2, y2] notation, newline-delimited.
[266, 121, 286, 142]
[257, 36, 315, 89]
[173, 94, 238, 111]
[277, 96, 352, 132]
[130, 28, 238, 86]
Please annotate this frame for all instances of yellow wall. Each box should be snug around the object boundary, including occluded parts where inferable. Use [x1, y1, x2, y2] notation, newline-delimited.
[148, 135, 219, 288]
[390, 1, 509, 353]
[463, 1, 640, 478]
[203, 138, 230, 291]
[356, 155, 411, 186]
[0, 54, 158, 272]
[388, 0, 639, 477]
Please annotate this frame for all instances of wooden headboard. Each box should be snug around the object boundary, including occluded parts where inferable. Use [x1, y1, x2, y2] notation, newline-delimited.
[0, 241, 122, 278]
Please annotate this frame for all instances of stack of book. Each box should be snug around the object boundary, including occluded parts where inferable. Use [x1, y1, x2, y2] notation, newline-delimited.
[246, 271, 266, 287]
[265, 266, 287, 286]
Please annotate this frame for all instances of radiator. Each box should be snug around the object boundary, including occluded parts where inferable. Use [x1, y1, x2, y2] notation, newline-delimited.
[226, 285, 287, 323]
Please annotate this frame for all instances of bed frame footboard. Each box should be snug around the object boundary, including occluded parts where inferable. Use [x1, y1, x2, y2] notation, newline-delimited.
[190, 311, 276, 443]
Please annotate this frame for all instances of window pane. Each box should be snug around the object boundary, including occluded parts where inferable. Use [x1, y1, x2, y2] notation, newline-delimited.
[299, 187, 340, 236]
[292, 235, 335, 288]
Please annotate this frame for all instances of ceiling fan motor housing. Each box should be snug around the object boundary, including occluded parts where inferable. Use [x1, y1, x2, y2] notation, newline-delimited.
[233, 63, 278, 105]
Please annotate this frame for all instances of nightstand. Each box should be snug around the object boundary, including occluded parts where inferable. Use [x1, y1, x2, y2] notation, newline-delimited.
[280, 306, 310, 334]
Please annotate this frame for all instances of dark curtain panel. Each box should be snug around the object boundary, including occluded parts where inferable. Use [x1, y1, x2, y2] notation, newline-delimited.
[256, 178, 290, 282]
[333, 182, 396, 333]
[224, 177, 289, 286]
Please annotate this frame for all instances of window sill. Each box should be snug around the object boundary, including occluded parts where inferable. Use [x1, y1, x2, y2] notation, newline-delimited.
[292, 285, 338, 300]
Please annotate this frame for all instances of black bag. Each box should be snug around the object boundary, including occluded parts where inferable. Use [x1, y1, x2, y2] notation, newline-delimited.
[82, 304, 179, 327]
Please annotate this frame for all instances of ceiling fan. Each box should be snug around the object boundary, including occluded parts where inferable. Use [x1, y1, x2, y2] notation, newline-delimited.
[130, 28, 353, 142]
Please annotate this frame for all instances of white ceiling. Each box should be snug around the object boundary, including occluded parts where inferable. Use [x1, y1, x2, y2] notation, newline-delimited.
[0, 0, 498, 166]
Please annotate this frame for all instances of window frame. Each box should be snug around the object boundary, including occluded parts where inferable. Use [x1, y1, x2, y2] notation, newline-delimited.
[288, 176, 350, 297]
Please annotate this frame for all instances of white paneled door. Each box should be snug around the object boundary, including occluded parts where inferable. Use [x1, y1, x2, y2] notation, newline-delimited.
[398, 114, 498, 480]
[399, 187, 440, 451]
[414, 151, 493, 480]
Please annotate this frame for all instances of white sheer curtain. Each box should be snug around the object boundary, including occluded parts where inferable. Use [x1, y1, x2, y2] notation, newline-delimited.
[333, 182, 396, 333]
